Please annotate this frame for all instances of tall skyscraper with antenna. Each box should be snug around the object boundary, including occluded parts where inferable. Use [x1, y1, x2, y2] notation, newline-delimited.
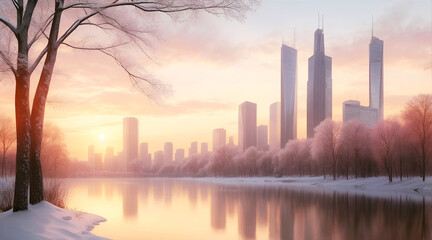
[281, 44, 297, 147]
[307, 23, 332, 138]
[369, 22, 384, 120]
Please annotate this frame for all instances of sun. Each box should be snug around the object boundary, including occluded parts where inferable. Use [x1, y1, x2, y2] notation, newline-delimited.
[99, 134, 105, 140]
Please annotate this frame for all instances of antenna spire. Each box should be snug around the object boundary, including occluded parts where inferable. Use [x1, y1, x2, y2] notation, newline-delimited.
[293, 28, 296, 48]
[318, 12, 320, 29]
[322, 14, 324, 31]
[372, 16, 374, 38]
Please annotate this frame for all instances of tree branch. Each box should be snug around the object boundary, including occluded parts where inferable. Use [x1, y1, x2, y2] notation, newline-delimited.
[0, 17, 17, 35]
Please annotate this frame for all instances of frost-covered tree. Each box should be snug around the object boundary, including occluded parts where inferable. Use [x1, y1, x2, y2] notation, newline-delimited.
[278, 140, 302, 175]
[311, 119, 341, 180]
[372, 118, 402, 182]
[0, 116, 16, 178]
[402, 94, 432, 181]
[338, 120, 370, 179]
[0, 0, 256, 211]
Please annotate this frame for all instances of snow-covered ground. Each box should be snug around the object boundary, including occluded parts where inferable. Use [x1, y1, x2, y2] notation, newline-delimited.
[189, 176, 432, 202]
[0, 201, 107, 240]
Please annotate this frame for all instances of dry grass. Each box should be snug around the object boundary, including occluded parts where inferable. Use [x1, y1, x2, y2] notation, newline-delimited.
[0, 178, 69, 212]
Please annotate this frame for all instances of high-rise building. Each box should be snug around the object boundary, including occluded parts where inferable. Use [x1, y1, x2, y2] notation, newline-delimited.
[175, 149, 185, 162]
[343, 100, 379, 127]
[369, 36, 384, 120]
[88, 145, 95, 170]
[281, 44, 298, 147]
[94, 153, 103, 171]
[189, 141, 198, 157]
[257, 125, 268, 151]
[139, 142, 151, 168]
[201, 142, 208, 154]
[104, 147, 114, 171]
[212, 128, 226, 151]
[307, 28, 332, 138]
[123, 117, 139, 171]
[164, 142, 173, 164]
[228, 136, 234, 146]
[154, 151, 164, 168]
[238, 101, 257, 152]
[269, 102, 281, 151]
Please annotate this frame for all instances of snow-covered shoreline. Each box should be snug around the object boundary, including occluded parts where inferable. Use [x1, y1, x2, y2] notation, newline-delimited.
[0, 201, 107, 240]
[178, 176, 432, 202]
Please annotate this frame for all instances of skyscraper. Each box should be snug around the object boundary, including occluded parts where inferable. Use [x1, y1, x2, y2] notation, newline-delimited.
[269, 102, 281, 151]
[123, 117, 139, 171]
[189, 141, 198, 157]
[175, 149, 185, 162]
[307, 28, 332, 138]
[369, 36, 384, 120]
[212, 128, 226, 151]
[281, 44, 298, 147]
[257, 125, 268, 151]
[238, 101, 257, 152]
[164, 142, 173, 164]
[201, 142, 208, 154]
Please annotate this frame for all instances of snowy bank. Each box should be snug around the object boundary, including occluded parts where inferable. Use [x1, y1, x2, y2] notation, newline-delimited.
[185, 176, 432, 202]
[0, 201, 108, 240]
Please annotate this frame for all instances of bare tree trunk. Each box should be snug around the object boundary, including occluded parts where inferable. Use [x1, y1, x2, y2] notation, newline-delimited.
[30, 0, 63, 205]
[13, 74, 32, 212]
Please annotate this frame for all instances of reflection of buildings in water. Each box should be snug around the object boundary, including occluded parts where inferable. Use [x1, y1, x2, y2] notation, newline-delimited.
[199, 184, 209, 203]
[238, 189, 257, 240]
[153, 181, 164, 202]
[139, 185, 149, 206]
[210, 186, 226, 230]
[104, 182, 114, 200]
[293, 209, 306, 240]
[268, 198, 280, 240]
[280, 193, 295, 240]
[188, 184, 198, 208]
[256, 194, 269, 227]
[88, 181, 102, 197]
[122, 183, 138, 219]
[164, 181, 172, 206]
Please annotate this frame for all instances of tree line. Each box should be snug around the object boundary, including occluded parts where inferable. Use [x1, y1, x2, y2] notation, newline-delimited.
[153, 94, 432, 182]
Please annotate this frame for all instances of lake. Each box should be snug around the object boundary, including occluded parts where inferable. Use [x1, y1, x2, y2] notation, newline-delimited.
[66, 178, 431, 240]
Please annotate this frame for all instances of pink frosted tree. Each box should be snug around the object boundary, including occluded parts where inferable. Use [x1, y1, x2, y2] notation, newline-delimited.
[338, 119, 370, 179]
[311, 119, 341, 180]
[402, 94, 432, 181]
[372, 118, 402, 182]
[278, 140, 302, 175]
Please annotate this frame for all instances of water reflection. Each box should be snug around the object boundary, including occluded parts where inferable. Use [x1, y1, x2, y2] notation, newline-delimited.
[68, 179, 432, 240]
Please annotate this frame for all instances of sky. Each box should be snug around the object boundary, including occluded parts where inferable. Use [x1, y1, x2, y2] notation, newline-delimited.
[0, 0, 431, 161]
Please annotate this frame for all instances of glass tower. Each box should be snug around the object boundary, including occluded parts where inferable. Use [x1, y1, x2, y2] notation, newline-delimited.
[281, 44, 297, 148]
[369, 37, 384, 120]
[307, 29, 332, 138]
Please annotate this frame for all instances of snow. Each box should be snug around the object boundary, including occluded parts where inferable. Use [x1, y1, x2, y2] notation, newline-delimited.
[0, 201, 108, 240]
[185, 176, 432, 202]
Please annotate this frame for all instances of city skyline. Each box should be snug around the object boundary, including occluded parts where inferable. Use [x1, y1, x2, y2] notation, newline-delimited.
[0, 0, 430, 161]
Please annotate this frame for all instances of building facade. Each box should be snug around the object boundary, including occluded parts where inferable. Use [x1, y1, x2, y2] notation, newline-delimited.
[123, 117, 139, 171]
[212, 128, 226, 151]
[307, 28, 332, 138]
[257, 125, 268, 151]
[269, 102, 281, 151]
[343, 100, 379, 127]
[281, 44, 298, 147]
[369, 37, 384, 120]
[238, 101, 257, 152]
[164, 142, 173, 164]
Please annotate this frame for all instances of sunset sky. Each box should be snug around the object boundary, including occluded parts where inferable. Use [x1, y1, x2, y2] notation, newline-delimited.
[0, 0, 431, 161]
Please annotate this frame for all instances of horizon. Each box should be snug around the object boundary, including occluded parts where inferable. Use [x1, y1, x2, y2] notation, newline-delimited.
[0, 0, 431, 161]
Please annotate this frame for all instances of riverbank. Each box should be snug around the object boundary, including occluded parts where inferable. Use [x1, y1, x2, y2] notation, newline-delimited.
[0, 201, 107, 240]
[187, 176, 432, 202]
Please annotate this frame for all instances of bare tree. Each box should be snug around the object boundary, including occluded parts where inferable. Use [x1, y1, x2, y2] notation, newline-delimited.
[402, 94, 432, 181]
[338, 119, 370, 179]
[40, 123, 69, 178]
[0, 116, 16, 179]
[372, 118, 402, 182]
[0, 0, 256, 211]
[311, 119, 341, 180]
